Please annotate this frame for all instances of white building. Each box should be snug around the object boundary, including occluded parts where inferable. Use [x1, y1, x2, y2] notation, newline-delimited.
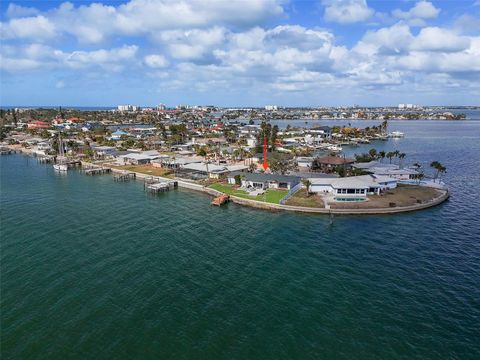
[308, 175, 397, 200]
[265, 105, 278, 111]
[117, 104, 139, 112]
[246, 138, 257, 147]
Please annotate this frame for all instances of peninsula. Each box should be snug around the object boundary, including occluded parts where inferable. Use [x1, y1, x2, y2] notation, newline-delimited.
[0, 106, 450, 214]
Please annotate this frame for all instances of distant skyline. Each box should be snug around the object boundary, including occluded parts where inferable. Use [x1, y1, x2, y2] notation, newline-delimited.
[1, 0, 480, 107]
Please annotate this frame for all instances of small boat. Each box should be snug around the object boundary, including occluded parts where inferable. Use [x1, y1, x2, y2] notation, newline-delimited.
[389, 131, 405, 138]
[327, 145, 342, 152]
[53, 164, 68, 171]
[53, 130, 68, 171]
[211, 194, 230, 206]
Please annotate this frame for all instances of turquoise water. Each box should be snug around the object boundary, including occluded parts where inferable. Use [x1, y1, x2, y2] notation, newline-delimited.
[1, 120, 480, 359]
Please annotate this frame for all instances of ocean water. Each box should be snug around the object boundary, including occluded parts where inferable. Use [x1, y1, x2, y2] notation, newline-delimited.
[1, 120, 480, 359]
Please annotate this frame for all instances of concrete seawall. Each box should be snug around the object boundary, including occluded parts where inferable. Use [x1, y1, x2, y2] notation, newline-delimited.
[228, 190, 449, 215]
[8, 149, 449, 216]
[92, 164, 452, 215]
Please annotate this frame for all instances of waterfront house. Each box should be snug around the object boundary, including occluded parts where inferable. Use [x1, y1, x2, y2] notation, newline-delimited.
[312, 156, 355, 173]
[296, 157, 315, 169]
[373, 168, 420, 181]
[181, 163, 248, 179]
[92, 145, 117, 158]
[352, 161, 419, 180]
[228, 172, 300, 190]
[118, 151, 163, 165]
[308, 175, 397, 200]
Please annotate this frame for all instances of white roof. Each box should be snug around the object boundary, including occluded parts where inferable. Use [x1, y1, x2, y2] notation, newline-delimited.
[352, 161, 398, 170]
[183, 162, 228, 173]
[170, 156, 203, 165]
[330, 177, 374, 189]
[142, 150, 161, 156]
[371, 174, 398, 183]
[120, 153, 157, 161]
[374, 168, 418, 175]
[225, 164, 248, 172]
[309, 174, 397, 189]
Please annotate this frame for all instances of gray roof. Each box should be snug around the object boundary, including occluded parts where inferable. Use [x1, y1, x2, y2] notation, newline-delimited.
[309, 174, 398, 189]
[352, 161, 398, 170]
[231, 172, 300, 183]
[289, 172, 339, 179]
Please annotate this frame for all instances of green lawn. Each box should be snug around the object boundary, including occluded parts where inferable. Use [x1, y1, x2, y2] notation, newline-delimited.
[209, 183, 288, 204]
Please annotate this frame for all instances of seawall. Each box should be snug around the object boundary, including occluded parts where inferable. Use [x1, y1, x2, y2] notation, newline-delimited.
[6, 148, 449, 215]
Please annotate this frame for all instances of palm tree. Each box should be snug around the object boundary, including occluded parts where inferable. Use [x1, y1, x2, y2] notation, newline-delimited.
[412, 163, 423, 184]
[430, 161, 446, 182]
[379, 151, 386, 162]
[302, 179, 312, 195]
[368, 148, 377, 160]
[438, 164, 447, 182]
[398, 152, 406, 168]
[381, 120, 388, 134]
[386, 151, 395, 164]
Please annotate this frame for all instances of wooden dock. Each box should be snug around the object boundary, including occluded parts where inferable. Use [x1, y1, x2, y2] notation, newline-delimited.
[0, 148, 18, 155]
[84, 167, 111, 175]
[144, 178, 178, 193]
[211, 194, 230, 206]
[114, 171, 136, 182]
[38, 156, 54, 163]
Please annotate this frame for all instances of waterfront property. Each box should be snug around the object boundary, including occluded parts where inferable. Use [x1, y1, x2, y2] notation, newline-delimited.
[117, 151, 163, 165]
[296, 156, 315, 169]
[312, 156, 355, 173]
[228, 172, 300, 190]
[352, 161, 420, 180]
[309, 174, 397, 200]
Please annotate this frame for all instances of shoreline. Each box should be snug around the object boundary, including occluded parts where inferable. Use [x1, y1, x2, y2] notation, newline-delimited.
[4, 147, 449, 215]
[107, 162, 449, 215]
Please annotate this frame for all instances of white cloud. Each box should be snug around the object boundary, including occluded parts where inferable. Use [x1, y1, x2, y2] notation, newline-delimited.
[62, 45, 138, 70]
[1, 0, 479, 102]
[354, 23, 414, 55]
[412, 27, 471, 52]
[1, 15, 56, 40]
[0, 44, 139, 72]
[323, 0, 374, 24]
[144, 54, 169, 68]
[6, 3, 39, 18]
[396, 37, 480, 73]
[392, 1, 440, 26]
[1, 0, 284, 44]
[156, 27, 227, 60]
[453, 14, 480, 34]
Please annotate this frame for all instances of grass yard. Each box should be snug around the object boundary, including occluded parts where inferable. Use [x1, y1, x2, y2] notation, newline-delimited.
[330, 185, 442, 209]
[209, 183, 288, 204]
[285, 189, 325, 208]
[209, 183, 250, 197]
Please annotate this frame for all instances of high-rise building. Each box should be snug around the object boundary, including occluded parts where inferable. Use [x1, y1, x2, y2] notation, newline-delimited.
[265, 105, 278, 111]
[117, 104, 139, 111]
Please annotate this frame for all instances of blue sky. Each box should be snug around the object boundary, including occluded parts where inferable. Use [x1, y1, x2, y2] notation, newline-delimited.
[1, 0, 479, 107]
